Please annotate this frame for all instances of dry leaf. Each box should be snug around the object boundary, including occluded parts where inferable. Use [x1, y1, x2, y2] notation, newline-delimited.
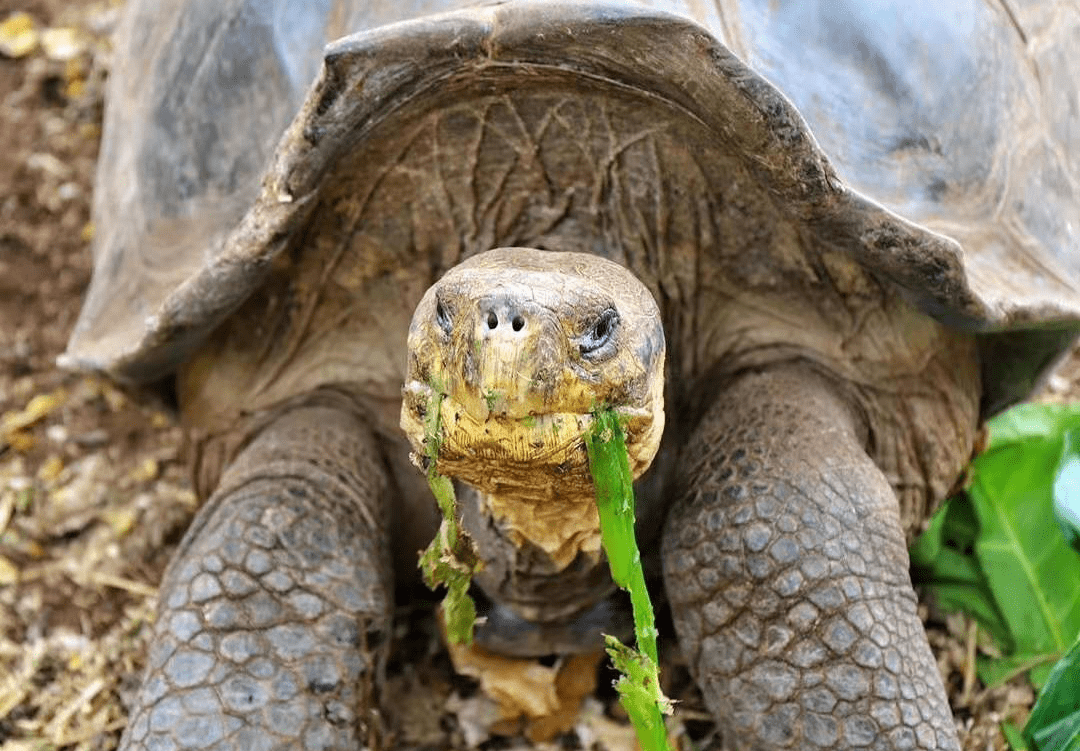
[128, 458, 159, 484]
[0, 555, 19, 586]
[0, 490, 14, 536]
[3, 389, 66, 435]
[0, 12, 38, 58]
[38, 456, 64, 485]
[526, 651, 604, 743]
[447, 639, 561, 719]
[6, 431, 36, 453]
[574, 697, 640, 751]
[446, 636, 603, 742]
[446, 692, 503, 748]
[102, 507, 136, 537]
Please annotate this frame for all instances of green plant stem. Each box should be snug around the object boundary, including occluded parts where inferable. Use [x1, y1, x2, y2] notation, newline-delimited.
[586, 408, 671, 751]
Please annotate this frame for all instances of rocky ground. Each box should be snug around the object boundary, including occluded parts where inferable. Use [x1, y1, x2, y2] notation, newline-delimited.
[0, 2, 1078, 750]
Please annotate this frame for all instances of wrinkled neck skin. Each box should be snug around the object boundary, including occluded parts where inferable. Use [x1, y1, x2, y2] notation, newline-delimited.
[416, 386, 659, 656]
[401, 248, 665, 655]
[458, 482, 630, 656]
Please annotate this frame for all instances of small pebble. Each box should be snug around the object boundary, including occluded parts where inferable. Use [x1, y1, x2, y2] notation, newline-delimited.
[57, 182, 81, 201]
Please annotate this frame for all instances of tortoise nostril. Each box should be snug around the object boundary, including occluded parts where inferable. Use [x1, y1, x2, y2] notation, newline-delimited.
[511, 315, 524, 332]
[487, 312, 498, 330]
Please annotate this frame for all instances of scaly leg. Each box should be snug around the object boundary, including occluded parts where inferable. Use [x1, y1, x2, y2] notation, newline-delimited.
[119, 400, 392, 751]
[663, 366, 959, 750]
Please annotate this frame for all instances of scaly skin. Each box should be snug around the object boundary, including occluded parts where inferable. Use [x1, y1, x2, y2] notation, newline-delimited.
[663, 366, 960, 750]
[118, 400, 392, 751]
[404, 249, 964, 749]
[116, 258, 965, 750]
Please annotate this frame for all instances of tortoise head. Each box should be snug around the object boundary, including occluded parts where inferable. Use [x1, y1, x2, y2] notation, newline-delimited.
[401, 248, 665, 500]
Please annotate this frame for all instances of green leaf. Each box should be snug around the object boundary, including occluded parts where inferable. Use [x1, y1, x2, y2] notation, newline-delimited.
[1031, 712, 1080, 751]
[970, 405, 1080, 658]
[606, 637, 672, 751]
[586, 409, 660, 667]
[910, 403, 1080, 688]
[1004, 721, 1031, 750]
[1024, 635, 1080, 751]
[977, 652, 1061, 690]
[911, 496, 1012, 647]
[1031, 661, 1061, 692]
[985, 404, 1080, 447]
[417, 388, 479, 644]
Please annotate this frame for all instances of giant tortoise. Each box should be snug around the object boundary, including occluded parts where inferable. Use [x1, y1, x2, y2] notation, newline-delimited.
[61, 0, 1080, 749]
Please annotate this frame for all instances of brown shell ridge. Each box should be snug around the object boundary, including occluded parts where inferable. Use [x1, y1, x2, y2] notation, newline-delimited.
[60, 0, 1079, 387]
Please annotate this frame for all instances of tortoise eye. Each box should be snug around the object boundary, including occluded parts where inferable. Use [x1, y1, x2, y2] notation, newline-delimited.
[579, 308, 619, 358]
[435, 299, 453, 335]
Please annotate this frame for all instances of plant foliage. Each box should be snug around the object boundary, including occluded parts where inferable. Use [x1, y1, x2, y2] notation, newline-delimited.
[911, 403, 1080, 750]
[418, 389, 479, 644]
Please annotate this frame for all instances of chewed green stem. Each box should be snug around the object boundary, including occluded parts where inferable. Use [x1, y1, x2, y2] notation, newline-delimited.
[586, 410, 659, 664]
[586, 408, 673, 751]
[418, 389, 478, 644]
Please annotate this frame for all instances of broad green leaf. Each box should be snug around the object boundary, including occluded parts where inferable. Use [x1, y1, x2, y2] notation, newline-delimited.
[1030, 661, 1059, 691]
[1031, 712, 1080, 751]
[931, 582, 1009, 649]
[970, 405, 1080, 658]
[911, 495, 1011, 647]
[1024, 635, 1080, 751]
[910, 494, 976, 566]
[985, 404, 1080, 447]
[911, 403, 1080, 688]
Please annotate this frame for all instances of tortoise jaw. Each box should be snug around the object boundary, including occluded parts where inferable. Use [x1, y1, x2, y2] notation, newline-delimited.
[400, 379, 658, 502]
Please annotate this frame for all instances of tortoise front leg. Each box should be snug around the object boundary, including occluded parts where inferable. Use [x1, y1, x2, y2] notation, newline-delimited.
[663, 367, 960, 751]
[119, 399, 393, 751]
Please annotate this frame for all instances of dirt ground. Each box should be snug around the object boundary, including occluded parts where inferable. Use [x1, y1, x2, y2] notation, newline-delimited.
[1, 2, 1078, 750]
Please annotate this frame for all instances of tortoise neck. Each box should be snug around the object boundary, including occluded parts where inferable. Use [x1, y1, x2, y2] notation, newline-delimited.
[455, 483, 617, 627]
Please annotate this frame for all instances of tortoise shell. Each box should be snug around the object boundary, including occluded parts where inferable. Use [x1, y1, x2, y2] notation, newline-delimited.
[61, 0, 1080, 416]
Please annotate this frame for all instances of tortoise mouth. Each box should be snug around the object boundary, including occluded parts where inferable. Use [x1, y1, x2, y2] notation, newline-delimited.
[401, 379, 656, 501]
